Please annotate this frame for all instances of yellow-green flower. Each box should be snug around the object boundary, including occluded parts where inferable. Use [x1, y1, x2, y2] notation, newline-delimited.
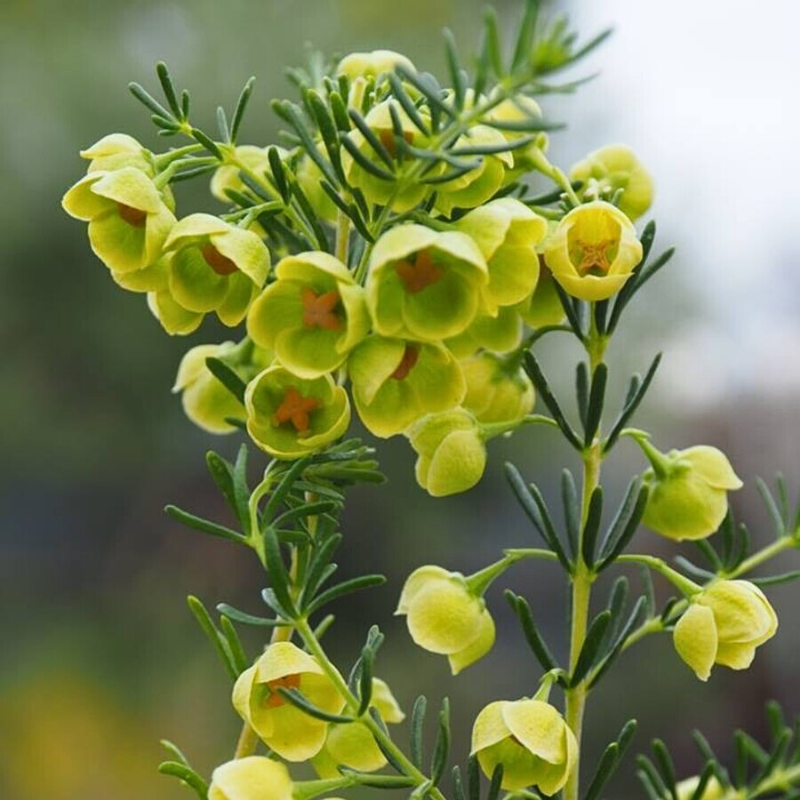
[570, 144, 654, 221]
[471, 699, 578, 793]
[673, 580, 778, 682]
[232, 642, 345, 762]
[173, 341, 272, 434]
[407, 409, 487, 497]
[543, 201, 642, 301]
[641, 444, 743, 541]
[461, 352, 534, 425]
[434, 125, 514, 216]
[341, 101, 432, 213]
[397, 566, 495, 674]
[367, 224, 487, 342]
[163, 213, 270, 326]
[247, 252, 370, 379]
[147, 288, 204, 336]
[516, 261, 566, 328]
[312, 679, 405, 778]
[62, 167, 176, 279]
[453, 198, 547, 313]
[210, 145, 284, 203]
[245, 367, 350, 459]
[80, 133, 152, 174]
[348, 336, 465, 438]
[297, 155, 339, 224]
[336, 50, 416, 81]
[485, 94, 549, 177]
[209, 757, 293, 800]
[676, 776, 726, 800]
[445, 305, 522, 359]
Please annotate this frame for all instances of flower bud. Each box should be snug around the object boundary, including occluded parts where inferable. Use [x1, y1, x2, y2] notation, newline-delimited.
[461, 352, 534, 425]
[336, 50, 415, 81]
[247, 252, 369, 379]
[366, 224, 487, 342]
[471, 699, 578, 794]
[209, 757, 293, 800]
[641, 445, 743, 541]
[570, 144, 654, 221]
[676, 775, 726, 800]
[147, 288, 204, 336]
[397, 566, 495, 673]
[406, 409, 486, 497]
[245, 367, 350, 459]
[232, 642, 345, 761]
[673, 580, 778, 681]
[543, 201, 642, 301]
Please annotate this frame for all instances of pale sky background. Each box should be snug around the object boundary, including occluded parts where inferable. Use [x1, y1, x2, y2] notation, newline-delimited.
[568, 0, 800, 408]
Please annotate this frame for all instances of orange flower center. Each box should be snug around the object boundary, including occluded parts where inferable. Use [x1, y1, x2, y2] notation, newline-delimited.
[301, 287, 342, 331]
[572, 239, 615, 276]
[272, 387, 320, 433]
[395, 250, 444, 294]
[378, 129, 414, 159]
[390, 344, 420, 380]
[264, 673, 301, 708]
[117, 203, 147, 228]
[201, 244, 239, 276]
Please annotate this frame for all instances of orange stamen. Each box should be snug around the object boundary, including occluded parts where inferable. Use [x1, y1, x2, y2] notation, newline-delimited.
[272, 387, 320, 433]
[263, 673, 301, 708]
[117, 203, 147, 228]
[390, 344, 420, 380]
[201, 244, 239, 276]
[301, 287, 342, 331]
[395, 250, 444, 294]
[573, 239, 614, 276]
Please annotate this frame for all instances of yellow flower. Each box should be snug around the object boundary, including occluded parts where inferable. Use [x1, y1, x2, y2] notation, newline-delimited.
[396, 566, 495, 674]
[673, 580, 778, 681]
[543, 201, 642, 301]
[471, 699, 578, 794]
[209, 757, 293, 800]
[461, 352, 534, 425]
[232, 642, 345, 761]
[336, 50, 416, 81]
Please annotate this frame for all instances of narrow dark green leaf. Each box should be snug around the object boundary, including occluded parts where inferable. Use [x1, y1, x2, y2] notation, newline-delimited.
[165, 505, 248, 545]
[452, 766, 465, 800]
[561, 469, 580, 558]
[755, 729, 791, 785]
[504, 590, 557, 671]
[190, 127, 223, 160]
[340, 136, 395, 180]
[694, 538, 724, 571]
[263, 457, 312, 520]
[219, 615, 248, 673]
[267, 146, 290, 202]
[231, 76, 256, 143]
[637, 756, 669, 799]
[589, 597, 646, 687]
[160, 739, 190, 766]
[486, 764, 504, 800]
[263, 525, 297, 618]
[279, 687, 356, 723]
[443, 29, 466, 109]
[584, 363, 608, 447]
[305, 575, 386, 616]
[603, 353, 662, 452]
[451, 135, 536, 157]
[216, 603, 283, 627]
[637, 767, 663, 800]
[636, 246, 676, 291]
[753, 570, 800, 587]
[272, 99, 337, 185]
[575, 362, 589, 429]
[757, 477, 787, 537]
[155, 62, 181, 118]
[481, 8, 505, 78]
[523, 353, 582, 450]
[205, 451, 240, 522]
[187, 595, 237, 680]
[431, 697, 451, 785]
[607, 577, 629, 637]
[180, 89, 191, 120]
[467, 755, 480, 800]
[581, 486, 604, 568]
[584, 742, 619, 800]
[674, 556, 716, 581]
[571, 610, 611, 685]
[216, 106, 230, 143]
[387, 73, 429, 135]
[566, 27, 614, 67]
[396, 66, 454, 123]
[171, 163, 217, 181]
[347, 109, 395, 169]
[158, 762, 208, 798]
[653, 739, 678, 800]
[129, 82, 173, 119]
[232, 444, 251, 536]
[766, 700, 786, 744]
[511, 0, 539, 71]
[152, 114, 181, 132]
[205, 357, 246, 404]
[691, 762, 718, 800]
[553, 282, 585, 339]
[410, 695, 427, 769]
[307, 89, 345, 182]
[597, 479, 648, 569]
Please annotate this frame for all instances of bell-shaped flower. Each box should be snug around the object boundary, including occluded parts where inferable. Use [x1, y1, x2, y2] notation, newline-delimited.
[341, 101, 432, 213]
[245, 366, 350, 459]
[147, 288, 204, 336]
[232, 642, 345, 762]
[163, 213, 270, 326]
[471, 699, 578, 794]
[570, 144, 654, 221]
[397, 566, 495, 674]
[348, 336, 465, 438]
[461, 352, 534, 425]
[641, 444, 743, 541]
[453, 198, 547, 313]
[80, 133, 152, 175]
[543, 201, 642, 301]
[366, 224, 487, 342]
[336, 50, 416, 81]
[673, 580, 778, 681]
[173, 341, 272, 434]
[247, 252, 370, 379]
[406, 409, 487, 497]
[516, 261, 566, 329]
[676, 775, 725, 800]
[62, 167, 176, 279]
[312, 678, 405, 778]
[434, 125, 514, 216]
[209, 756, 294, 800]
[445, 305, 522, 359]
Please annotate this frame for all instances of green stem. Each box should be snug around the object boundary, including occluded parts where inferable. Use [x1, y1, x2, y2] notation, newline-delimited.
[617, 554, 702, 597]
[727, 535, 794, 578]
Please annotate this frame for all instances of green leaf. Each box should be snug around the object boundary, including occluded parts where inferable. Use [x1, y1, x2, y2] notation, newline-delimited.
[160, 739, 190, 766]
[231, 76, 256, 143]
[504, 590, 557, 671]
[752, 570, 800, 587]
[522, 353, 582, 450]
[596, 478, 647, 568]
[603, 354, 662, 452]
[187, 595, 238, 680]
[653, 739, 678, 800]
[305, 575, 387, 616]
[486, 764, 504, 800]
[581, 486, 604, 569]
[589, 596, 646, 688]
[481, 8, 505, 79]
[386, 73, 430, 135]
[190, 127, 223, 160]
[267, 146, 290, 203]
[340, 135, 396, 181]
[263, 524, 297, 618]
[205, 356, 247, 404]
[410, 695, 427, 769]
[272, 99, 338, 186]
[219, 615, 248, 673]
[216, 603, 284, 627]
[347, 108, 396, 169]
[552, 282, 585, 340]
[467, 755, 480, 800]
[216, 106, 230, 143]
[443, 28, 467, 110]
[575, 362, 589, 430]
[431, 697, 451, 786]
[165, 504, 248, 545]
[571, 610, 611, 686]
[278, 687, 356, 723]
[584, 363, 608, 447]
[306, 89, 345, 183]
[129, 81, 173, 120]
[158, 761, 208, 799]
[155, 62, 181, 119]
[561, 469, 580, 559]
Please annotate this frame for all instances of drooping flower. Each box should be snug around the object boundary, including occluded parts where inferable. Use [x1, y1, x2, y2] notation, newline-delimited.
[397, 566, 495, 674]
[445, 305, 523, 359]
[208, 757, 294, 800]
[461, 352, 534, 425]
[673, 580, 778, 681]
[232, 642, 345, 761]
[471, 699, 578, 794]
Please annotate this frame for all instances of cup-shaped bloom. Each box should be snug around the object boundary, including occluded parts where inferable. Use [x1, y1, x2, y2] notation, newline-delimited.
[676, 776, 725, 800]
[62, 167, 176, 278]
[312, 678, 405, 778]
[673, 580, 778, 681]
[80, 133, 152, 174]
[516, 261, 566, 328]
[232, 642, 345, 761]
[543, 201, 643, 301]
[453, 199, 548, 313]
[173, 342, 272, 434]
[406, 409, 487, 497]
[642, 446, 743, 541]
[147, 288, 204, 336]
[445, 305, 522, 359]
[341, 101, 432, 213]
[245, 367, 350, 459]
[434, 125, 514, 216]
[209, 757, 293, 800]
[397, 566, 495, 674]
[336, 50, 416, 81]
[366, 224, 487, 342]
[461, 353, 534, 425]
[248, 252, 370, 379]
[471, 699, 578, 793]
[570, 144, 654, 221]
[163, 214, 270, 326]
[348, 336, 465, 438]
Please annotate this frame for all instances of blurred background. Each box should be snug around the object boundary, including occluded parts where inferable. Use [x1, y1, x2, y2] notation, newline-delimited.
[1, 1, 799, 798]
